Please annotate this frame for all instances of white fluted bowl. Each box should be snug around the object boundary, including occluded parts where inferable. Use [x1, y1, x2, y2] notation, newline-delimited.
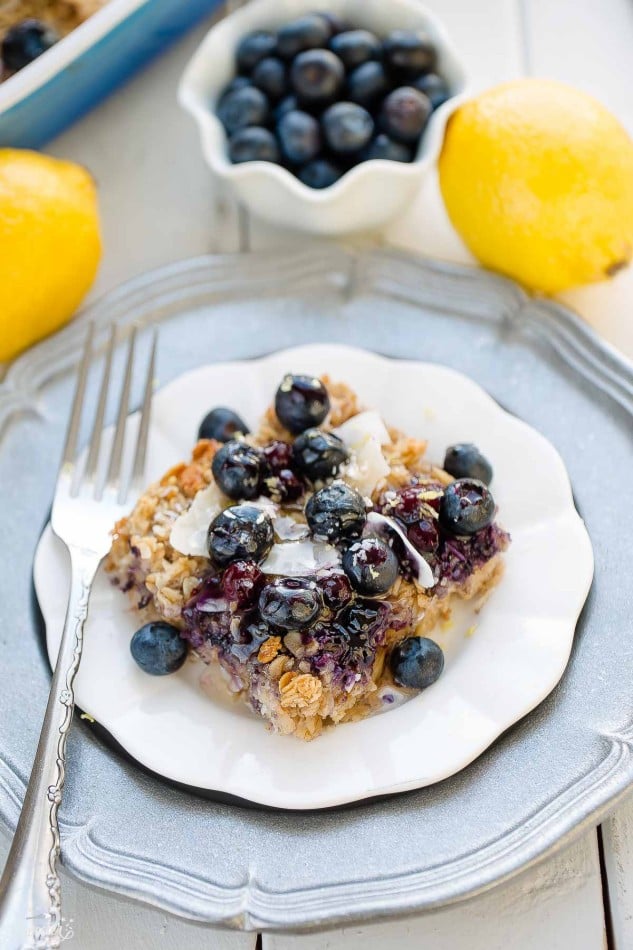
[179, 0, 467, 234]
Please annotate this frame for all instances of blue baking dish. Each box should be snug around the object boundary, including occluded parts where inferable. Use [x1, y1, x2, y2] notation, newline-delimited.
[0, 0, 224, 148]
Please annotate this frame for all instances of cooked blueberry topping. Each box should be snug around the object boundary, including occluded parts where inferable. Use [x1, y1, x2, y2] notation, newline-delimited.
[277, 14, 332, 60]
[217, 85, 270, 135]
[130, 622, 187, 676]
[233, 611, 272, 662]
[212, 440, 263, 499]
[223, 560, 264, 608]
[265, 468, 305, 503]
[390, 636, 444, 689]
[347, 61, 389, 107]
[262, 439, 294, 472]
[1, 19, 59, 72]
[322, 102, 374, 154]
[252, 55, 287, 101]
[235, 30, 277, 73]
[407, 517, 440, 554]
[342, 537, 399, 595]
[198, 407, 249, 442]
[380, 86, 431, 143]
[293, 429, 349, 481]
[298, 158, 343, 189]
[291, 48, 345, 104]
[341, 599, 391, 641]
[277, 110, 322, 165]
[319, 571, 354, 612]
[207, 504, 274, 566]
[329, 29, 381, 70]
[305, 481, 366, 542]
[229, 127, 280, 164]
[443, 443, 493, 485]
[439, 478, 496, 536]
[363, 133, 413, 163]
[259, 577, 323, 630]
[275, 374, 330, 433]
[412, 72, 451, 109]
[383, 30, 437, 80]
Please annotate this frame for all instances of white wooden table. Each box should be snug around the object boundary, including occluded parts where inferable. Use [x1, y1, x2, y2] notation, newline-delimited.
[3, 0, 633, 946]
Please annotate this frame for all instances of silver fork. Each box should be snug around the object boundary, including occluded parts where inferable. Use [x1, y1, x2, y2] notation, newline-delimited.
[0, 324, 156, 950]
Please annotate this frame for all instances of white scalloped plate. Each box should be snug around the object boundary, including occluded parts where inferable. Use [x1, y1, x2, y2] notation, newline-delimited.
[34, 344, 593, 810]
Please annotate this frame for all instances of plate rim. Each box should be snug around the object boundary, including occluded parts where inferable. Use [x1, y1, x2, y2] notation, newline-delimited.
[1, 244, 632, 931]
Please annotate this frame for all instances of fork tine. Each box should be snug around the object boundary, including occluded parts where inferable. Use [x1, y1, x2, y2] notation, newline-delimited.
[84, 324, 117, 483]
[61, 323, 94, 468]
[126, 329, 156, 500]
[105, 326, 137, 491]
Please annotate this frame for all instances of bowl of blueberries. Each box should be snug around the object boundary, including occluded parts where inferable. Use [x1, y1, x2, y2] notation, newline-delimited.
[179, 0, 467, 234]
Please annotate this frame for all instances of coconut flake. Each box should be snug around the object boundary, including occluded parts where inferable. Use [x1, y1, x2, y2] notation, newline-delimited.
[366, 511, 435, 589]
[169, 483, 225, 557]
[261, 540, 341, 576]
[333, 410, 391, 497]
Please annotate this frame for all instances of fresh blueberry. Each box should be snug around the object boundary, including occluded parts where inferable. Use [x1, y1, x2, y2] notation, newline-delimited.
[322, 101, 374, 154]
[277, 14, 332, 59]
[1, 19, 59, 71]
[329, 29, 381, 70]
[222, 560, 264, 608]
[228, 127, 280, 164]
[277, 110, 322, 165]
[275, 374, 330, 433]
[317, 11, 349, 36]
[341, 599, 391, 641]
[362, 133, 413, 163]
[412, 72, 451, 109]
[383, 30, 437, 80]
[211, 440, 263, 499]
[259, 577, 322, 630]
[235, 30, 277, 73]
[130, 622, 187, 676]
[347, 60, 389, 107]
[218, 75, 252, 100]
[291, 49, 345, 105]
[217, 85, 269, 135]
[298, 158, 343, 189]
[198, 407, 249, 442]
[275, 93, 300, 120]
[439, 478, 496, 535]
[207, 504, 274, 566]
[443, 444, 493, 485]
[342, 537, 399, 595]
[305, 482, 366, 543]
[252, 56, 287, 101]
[319, 571, 354, 612]
[293, 429, 349, 481]
[390, 636, 444, 689]
[380, 86, 431, 143]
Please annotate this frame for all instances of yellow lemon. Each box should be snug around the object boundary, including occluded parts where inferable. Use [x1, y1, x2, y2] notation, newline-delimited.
[438, 79, 633, 294]
[0, 149, 101, 361]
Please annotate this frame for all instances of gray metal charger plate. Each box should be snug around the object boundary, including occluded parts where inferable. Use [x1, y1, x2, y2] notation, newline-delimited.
[0, 245, 632, 932]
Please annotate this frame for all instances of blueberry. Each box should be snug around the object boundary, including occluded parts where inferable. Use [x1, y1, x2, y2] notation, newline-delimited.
[298, 158, 343, 189]
[319, 571, 354, 612]
[317, 12, 349, 36]
[264, 468, 305, 503]
[252, 56, 287, 101]
[412, 72, 451, 109]
[341, 599, 391, 641]
[207, 504, 274, 566]
[236, 30, 277, 73]
[277, 14, 332, 60]
[342, 537, 399, 595]
[291, 49, 345, 105]
[1, 19, 59, 71]
[217, 85, 269, 135]
[262, 440, 294, 472]
[380, 86, 431, 144]
[277, 110, 322, 165]
[228, 127, 280, 164]
[407, 518, 439, 554]
[347, 60, 389, 107]
[305, 482, 366, 543]
[275, 93, 300, 121]
[198, 407, 249, 442]
[130, 622, 187, 676]
[222, 559, 264, 608]
[212, 440, 263, 499]
[439, 478, 496, 536]
[443, 444, 493, 485]
[390, 636, 444, 689]
[293, 429, 349, 481]
[218, 75, 252, 99]
[383, 30, 437, 80]
[362, 133, 413, 163]
[275, 374, 330, 433]
[259, 577, 322, 630]
[322, 102, 374, 154]
[329, 29, 381, 70]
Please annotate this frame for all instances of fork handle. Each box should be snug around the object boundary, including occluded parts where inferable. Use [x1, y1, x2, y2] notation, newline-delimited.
[0, 546, 101, 950]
